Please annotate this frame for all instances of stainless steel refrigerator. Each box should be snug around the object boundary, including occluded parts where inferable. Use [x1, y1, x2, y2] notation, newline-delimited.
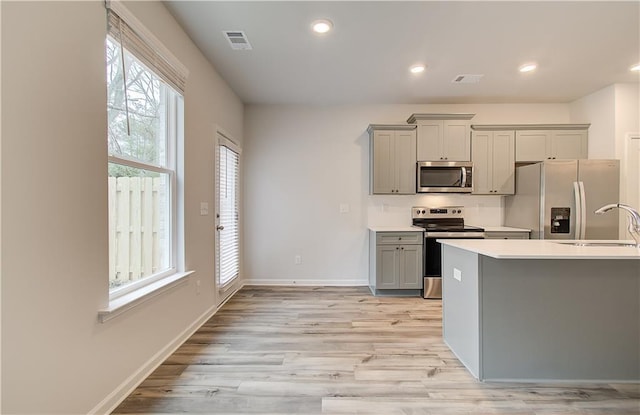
[504, 160, 620, 240]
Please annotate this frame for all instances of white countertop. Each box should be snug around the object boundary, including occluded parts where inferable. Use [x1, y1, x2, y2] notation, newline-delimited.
[478, 226, 531, 233]
[368, 226, 425, 232]
[438, 239, 640, 259]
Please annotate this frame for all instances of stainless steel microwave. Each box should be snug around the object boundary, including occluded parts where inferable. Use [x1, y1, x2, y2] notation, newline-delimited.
[417, 161, 473, 193]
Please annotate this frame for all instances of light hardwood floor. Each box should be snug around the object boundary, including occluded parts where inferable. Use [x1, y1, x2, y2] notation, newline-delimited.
[113, 286, 640, 414]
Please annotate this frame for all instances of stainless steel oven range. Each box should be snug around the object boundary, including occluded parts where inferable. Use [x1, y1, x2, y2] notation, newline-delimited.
[412, 206, 484, 299]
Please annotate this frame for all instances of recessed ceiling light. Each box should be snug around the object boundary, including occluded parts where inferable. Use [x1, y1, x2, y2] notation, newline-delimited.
[630, 63, 640, 72]
[311, 19, 333, 34]
[410, 64, 426, 74]
[519, 63, 537, 73]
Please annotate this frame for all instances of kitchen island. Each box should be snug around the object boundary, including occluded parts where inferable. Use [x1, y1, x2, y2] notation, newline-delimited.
[439, 239, 640, 382]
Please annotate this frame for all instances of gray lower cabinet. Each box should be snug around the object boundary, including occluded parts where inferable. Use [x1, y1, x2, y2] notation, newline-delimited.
[369, 231, 423, 295]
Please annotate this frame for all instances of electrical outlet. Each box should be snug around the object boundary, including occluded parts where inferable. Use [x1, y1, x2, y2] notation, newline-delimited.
[339, 203, 350, 213]
[294, 255, 302, 265]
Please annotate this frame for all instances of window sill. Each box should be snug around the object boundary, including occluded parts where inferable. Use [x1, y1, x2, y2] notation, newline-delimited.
[98, 271, 194, 323]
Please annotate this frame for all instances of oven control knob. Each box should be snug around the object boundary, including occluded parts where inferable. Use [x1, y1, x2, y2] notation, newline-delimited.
[457, 209, 462, 213]
[421, 210, 426, 214]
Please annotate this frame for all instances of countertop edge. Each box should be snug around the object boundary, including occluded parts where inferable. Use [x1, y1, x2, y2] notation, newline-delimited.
[439, 239, 640, 259]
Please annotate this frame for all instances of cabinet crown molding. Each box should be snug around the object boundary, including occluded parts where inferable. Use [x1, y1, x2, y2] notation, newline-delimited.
[367, 124, 417, 133]
[471, 124, 590, 131]
[407, 113, 475, 123]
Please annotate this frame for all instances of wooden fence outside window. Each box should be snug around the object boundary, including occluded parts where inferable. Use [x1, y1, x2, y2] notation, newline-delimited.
[108, 176, 167, 288]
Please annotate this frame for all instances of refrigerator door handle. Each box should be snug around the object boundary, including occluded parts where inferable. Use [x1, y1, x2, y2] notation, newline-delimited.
[573, 181, 582, 239]
[579, 181, 587, 239]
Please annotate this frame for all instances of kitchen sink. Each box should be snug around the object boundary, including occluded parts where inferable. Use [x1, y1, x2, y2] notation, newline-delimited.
[555, 241, 639, 248]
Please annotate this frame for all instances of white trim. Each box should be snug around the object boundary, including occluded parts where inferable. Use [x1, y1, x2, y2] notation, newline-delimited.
[216, 129, 242, 154]
[99, 271, 194, 323]
[109, 266, 178, 301]
[216, 125, 241, 151]
[90, 301, 214, 414]
[107, 155, 173, 175]
[105, 0, 189, 80]
[243, 279, 369, 287]
[91, 283, 244, 414]
[214, 127, 242, 306]
[627, 132, 640, 140]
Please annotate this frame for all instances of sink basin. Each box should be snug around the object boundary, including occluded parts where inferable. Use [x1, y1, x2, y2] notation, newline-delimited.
[555, 241, 638, 248]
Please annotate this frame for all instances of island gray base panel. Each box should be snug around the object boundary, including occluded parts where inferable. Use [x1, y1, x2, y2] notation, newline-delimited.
[441, 244, 640, 382]
[442, 248, 481, 377]
[480, 258, 640, 382]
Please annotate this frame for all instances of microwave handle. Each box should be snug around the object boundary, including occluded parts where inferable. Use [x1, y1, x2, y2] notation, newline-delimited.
[461, 167, 467, 188]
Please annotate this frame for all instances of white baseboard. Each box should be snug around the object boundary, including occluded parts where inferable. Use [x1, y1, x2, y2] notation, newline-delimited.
[88, 295, 229, 415]
[243, 278, 368, 287]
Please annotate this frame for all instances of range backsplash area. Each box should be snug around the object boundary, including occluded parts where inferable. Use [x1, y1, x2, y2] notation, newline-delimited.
[367, 194, 503, 228]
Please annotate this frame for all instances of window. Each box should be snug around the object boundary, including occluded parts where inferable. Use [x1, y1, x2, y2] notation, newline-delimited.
[106, 4, 187, 299]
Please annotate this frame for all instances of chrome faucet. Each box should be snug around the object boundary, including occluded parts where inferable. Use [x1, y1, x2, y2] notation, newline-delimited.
[594, 203, 640, 247]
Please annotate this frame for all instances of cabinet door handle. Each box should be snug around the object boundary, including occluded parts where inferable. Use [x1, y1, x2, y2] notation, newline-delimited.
[401, 247, 404, 250]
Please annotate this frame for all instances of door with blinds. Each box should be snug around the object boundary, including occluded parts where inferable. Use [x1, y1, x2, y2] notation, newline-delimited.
[215, 132, 241, 303]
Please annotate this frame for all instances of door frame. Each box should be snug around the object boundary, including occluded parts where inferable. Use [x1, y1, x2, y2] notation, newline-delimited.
[623, 133, 640, 233]
[215, 127, 242, 306]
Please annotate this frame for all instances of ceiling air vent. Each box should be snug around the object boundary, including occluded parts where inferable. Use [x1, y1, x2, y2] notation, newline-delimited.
[452, 74, 484, 84]
[223, 31, 252, 50]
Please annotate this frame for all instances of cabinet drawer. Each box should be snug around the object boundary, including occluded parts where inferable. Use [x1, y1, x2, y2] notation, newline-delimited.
[376, 232, 423, 245]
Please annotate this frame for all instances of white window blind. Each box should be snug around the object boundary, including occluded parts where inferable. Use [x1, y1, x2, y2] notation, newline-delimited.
[218, 143, 240, 287]
[106, 1, 188, 93]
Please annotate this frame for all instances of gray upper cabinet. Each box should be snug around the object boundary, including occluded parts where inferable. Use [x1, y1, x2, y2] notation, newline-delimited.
[368, 124, 417, 195]
[407, 113, 475, 161]
[471, 129, 515, 195]
[515, 125, 589, 162]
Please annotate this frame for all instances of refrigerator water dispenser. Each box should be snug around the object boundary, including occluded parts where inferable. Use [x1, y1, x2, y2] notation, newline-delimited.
[550, 207, 570, 233]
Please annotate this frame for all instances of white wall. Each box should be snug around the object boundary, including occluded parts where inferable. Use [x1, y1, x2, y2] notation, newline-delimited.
[243, 103, 571, 285]
[1, 1, 242, 413]
[570, 85, 617, 158]
[570, 83, 640, 237]
[613, 83, 640, 204]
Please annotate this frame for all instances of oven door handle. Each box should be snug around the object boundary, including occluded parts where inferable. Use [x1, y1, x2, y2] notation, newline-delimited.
[424, 232, 485, 238]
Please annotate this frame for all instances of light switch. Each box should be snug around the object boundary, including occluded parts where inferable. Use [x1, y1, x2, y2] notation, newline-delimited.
[200, 202, 209, 216]
[453, 268, 462, 281]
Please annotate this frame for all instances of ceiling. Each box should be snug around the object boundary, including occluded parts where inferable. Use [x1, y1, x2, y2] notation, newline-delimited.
[163, 1, 640, 105]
